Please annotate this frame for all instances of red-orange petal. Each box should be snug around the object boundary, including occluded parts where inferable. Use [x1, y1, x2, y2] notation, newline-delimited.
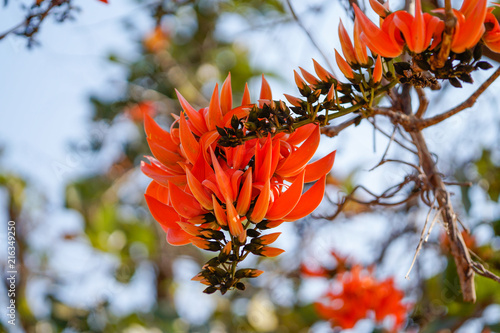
[369, 0, 388, 17]
[141, 159, 187, 187]
[353, 17, 369, 65]
[226, 197, 244, 237]
[146, 141, 185, 174]
[185, 168, 213, 210]
[209, 149, 234, 202]
[338, 19, 357, 65]
[283, 175, 326, 221]
[255, 135, 273, 183]
[260, 246, 285, 257]
[294, 70, 308, 90]
[258, 75, 272, 108]
[168, 181, 206, 218]
[212, 195, 227, 226]
[177, 221, 202, 236]
[220, 73, 233, 115]
[354, 4, 403, 57]
[249, 178, 271, 223]
[299, 67, 320, 85]
[179, 113, 200, 165]
[373, 55, 383, 83]
[277, 125, 321, 178]
[303, 150, 336, 183]
[284, 94, 303, 107]
[286, 123, 317, 146]
[335, 49, 354, 80]
[175, 89, 208, 135]
[166, 227, 192, 246]
[144, 113, 178, 152]
[236, 168, 253, 215]
[241, 82, 251, 105]
[207, 84, 223, 131]
[266, 170, 305, 220]
[144, 194, 179, 231]
[313, 59, 335, 81]
[260, 74, 272, 101]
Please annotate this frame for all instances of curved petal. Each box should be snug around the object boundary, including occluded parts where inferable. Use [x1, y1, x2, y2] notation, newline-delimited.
[166, 227, 192, 246]
[144, 113, 178, 152]
[175, 89, 208, 135]
[299, 67, 320, 85]
[283, 175, 326, 221]
[335, 50, 354, 79]
[207, 84, 223, 131]
[313, 59, 335, 81]
[168, 181, 206, 218]
[369, 0, 388, 17]
[354, 4, 403, 57]
[339, 19, 357, 65]
[286, 123, 317, 146]
[179, 113, 200, 165]
[220, 73, 233, 115]
[226, 196, 244, 237]
[144, 194, 179, 231]
[266, 170, 305, 220]
[236, 168, 253, 215]
[241, 83, 252, 105]
[209, 149, 234, 202]
[212, 195, 227, 227]
[146, 141, 185, 174]
[373, 55, 383, 83]
[259, 74, 272, 103]
[141, 159, 187, 187]
[185, 168, 213, 210]
[353, 17, 369, 65]
[277, 125, 320, 178]
[249, 178, 271, 223]
[303, 150, 336, 183]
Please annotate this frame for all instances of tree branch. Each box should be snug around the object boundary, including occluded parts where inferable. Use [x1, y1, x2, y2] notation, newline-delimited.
[417, 66, 500, 129]
[320, 116, 358, 137]
[410, 131, 476, 302]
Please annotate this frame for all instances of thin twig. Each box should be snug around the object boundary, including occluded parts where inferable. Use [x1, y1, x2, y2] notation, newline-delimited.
[368, 117, 418, 154]
[320, 116, 358, 137]
[406, 206, 441, 279]
[415, 87, 428, 118]
[285, 0, 334, 72]
[471, 262, 500, 283]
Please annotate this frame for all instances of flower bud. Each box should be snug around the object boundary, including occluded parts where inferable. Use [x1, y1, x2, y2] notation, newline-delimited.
[235, 268, 264, 279]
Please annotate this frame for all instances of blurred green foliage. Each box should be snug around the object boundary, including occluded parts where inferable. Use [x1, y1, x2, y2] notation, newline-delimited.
[2, 1, 500, 332]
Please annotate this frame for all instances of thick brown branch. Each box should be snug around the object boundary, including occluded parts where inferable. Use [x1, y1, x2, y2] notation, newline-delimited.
[418, 66, 500, 129]
[410, 131, 476, 302]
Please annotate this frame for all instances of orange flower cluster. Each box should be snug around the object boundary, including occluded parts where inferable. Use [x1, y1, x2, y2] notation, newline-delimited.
[142, 74, 335, 291]
[350, 0, 500, 58]
[314, 265, 410, 332]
